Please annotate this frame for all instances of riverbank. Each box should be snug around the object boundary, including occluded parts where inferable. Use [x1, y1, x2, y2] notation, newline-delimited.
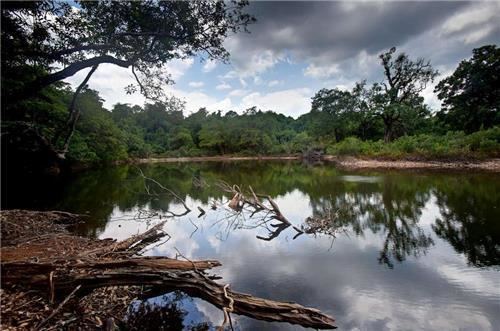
[132, 155, 500, 171]
[324, 156, 500, 171]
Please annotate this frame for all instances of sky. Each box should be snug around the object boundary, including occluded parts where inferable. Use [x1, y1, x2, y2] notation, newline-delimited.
[66, 1, 500, 118]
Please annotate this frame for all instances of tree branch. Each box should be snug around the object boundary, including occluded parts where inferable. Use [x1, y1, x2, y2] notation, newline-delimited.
[57, 64, 99, 158]
[26, 55, 134, 96]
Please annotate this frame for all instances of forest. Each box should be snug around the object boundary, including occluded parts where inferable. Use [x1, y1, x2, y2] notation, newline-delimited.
[1, 1, 499, 173]
[3, 44, 499, 170]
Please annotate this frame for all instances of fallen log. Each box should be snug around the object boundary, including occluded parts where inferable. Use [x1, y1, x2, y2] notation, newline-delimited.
[1, 264, 336, 329]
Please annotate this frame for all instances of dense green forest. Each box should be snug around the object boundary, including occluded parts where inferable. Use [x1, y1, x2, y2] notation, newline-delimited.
[1, 1, 499, 172]
[4, 45, 499, 165]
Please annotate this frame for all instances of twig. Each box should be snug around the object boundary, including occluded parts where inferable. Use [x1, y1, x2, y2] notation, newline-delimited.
[217, 283, 235, 331]
[136, 167, 191, 212]
[35, 285, 82, 330]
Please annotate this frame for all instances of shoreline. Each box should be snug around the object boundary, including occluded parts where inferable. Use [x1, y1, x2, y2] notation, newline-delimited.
[324, 156, 500, 171]
[131, 155, 500, 171]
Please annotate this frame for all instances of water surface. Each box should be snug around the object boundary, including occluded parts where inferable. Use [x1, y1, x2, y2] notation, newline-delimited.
[6, 161, 500, 330]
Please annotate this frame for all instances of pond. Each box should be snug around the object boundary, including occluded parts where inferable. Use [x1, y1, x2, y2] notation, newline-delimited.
[5, 161, 500, 330]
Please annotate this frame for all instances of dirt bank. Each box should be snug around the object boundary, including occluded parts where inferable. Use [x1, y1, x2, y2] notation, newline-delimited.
[325, 156, 500, 171]
[134, 155, 500, 171]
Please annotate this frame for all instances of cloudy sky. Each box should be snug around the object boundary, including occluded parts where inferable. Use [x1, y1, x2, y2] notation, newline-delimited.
[67, 1, 500, 118]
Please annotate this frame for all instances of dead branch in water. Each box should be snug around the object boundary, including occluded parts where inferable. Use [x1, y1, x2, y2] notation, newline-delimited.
[215, 181, 305, 240]
[1, 210, 336, 330]
[136, 167, 191, 216]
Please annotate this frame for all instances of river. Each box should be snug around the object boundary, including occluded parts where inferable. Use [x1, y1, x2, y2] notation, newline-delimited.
[4, 161, 500, 330]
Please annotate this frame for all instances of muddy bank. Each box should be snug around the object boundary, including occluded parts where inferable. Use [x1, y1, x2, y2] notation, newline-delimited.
[325, 156, 500, 171]
[133, 155, 500, 171]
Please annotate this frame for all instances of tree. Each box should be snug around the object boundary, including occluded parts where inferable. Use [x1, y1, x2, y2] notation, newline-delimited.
[376, 47, 438, 142]
[2, 0, 254, 158]
[310, 88, 357, 142]
[435, 45, 500, 133]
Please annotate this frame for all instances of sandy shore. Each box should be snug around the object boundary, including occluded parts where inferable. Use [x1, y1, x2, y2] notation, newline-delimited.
[133, 155, 500, 171]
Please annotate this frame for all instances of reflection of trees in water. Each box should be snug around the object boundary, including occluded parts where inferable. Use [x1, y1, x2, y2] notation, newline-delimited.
[431, 176, 500, 267]
[309, 176, 434, 268]
[124, 292, 213, 331]
[48, 162, 499, 267]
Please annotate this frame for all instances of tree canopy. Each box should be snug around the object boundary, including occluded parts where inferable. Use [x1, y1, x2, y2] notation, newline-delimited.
[2, 0, 254, 100]
[435, 45, 500, 133]
[1, 0, 254, 160]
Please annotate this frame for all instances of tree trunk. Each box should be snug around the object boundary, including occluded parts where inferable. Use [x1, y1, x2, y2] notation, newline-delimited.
[53, 64, 99, 159]
[383, 117, 394, 143]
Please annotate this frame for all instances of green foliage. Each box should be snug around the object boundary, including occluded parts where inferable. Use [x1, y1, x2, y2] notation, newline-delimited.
[327, 127, 500, 159]
[2, 1, 254, 103]
[67, 89, 128, 163]
[435, 45, 500, 133]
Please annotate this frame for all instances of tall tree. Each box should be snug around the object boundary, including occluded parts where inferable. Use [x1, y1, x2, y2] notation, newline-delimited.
[376, 47, 438, 142]
[435, 45, 500, 133]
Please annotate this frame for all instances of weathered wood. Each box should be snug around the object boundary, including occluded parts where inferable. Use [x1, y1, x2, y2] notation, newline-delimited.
[2, 265, 335, 329]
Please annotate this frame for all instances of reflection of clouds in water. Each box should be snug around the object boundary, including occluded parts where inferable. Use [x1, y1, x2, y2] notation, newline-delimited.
[192, 299, 229, 329]
[99, 205, 200, 258]
[418, 194, 442, 227]
[99, 205, 160, 240]
[340, 175, 381, 183]
[219, 235, 498, 330]
[273, 189, 312, 223]
[437, 264, 500, 300]
[147, 219, 200, 258]
[88, 168, 499, 331]
[421, 238, 500, 300]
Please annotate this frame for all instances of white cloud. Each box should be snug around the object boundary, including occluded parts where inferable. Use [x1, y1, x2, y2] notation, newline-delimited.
[268, 80, 283, 87]
[164, 58, 194, 81]
[64, 57, 195, 109]
[441, 2, 499, 35]
[225, 35, 283, 77]
[220, 70, 238, 80]
[304, 63, 341, 79]
[165, 86, 233, 114]
[239, 78, 248, 88]
[216, 82, 232, 90]
[65, 64, 145, 109]
[240, 88, 312, 117]
[202, 59, 217, 73]
[228, 89, 249, 97]
[463, 25, 495, 45]
[188, 81, 204, 88]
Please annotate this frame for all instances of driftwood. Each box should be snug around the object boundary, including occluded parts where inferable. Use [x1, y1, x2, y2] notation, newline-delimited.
[216, 182, 305, 239]
[2, 265, 335, 329]
[1, 210, 336, 330]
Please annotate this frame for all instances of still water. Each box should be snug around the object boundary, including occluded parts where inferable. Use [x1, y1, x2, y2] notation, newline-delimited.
[6, 161, 500, 330]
